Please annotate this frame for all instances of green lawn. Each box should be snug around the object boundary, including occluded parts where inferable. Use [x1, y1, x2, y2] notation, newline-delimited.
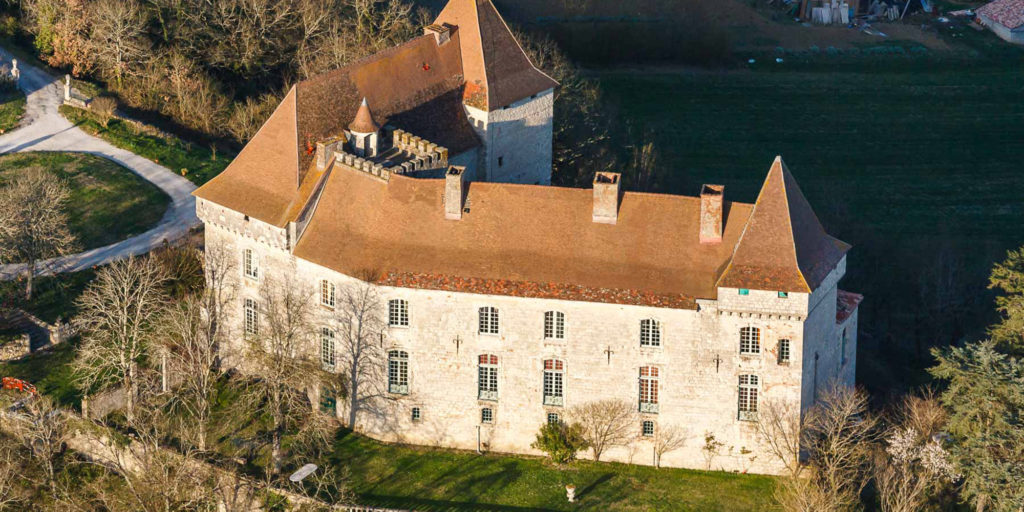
[0, 338, 80, 407]
[0, 152, 170, 251]
[328, 431, 778, 511]
[0, 88, 25, 132]
[60, 105, 232, 186]
[0, 268, 96, 324]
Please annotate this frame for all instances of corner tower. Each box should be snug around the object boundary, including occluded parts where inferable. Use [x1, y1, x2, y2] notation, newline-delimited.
[434, 0, 559, 185]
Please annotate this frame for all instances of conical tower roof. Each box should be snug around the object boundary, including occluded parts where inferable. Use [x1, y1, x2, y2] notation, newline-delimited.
[717, 157, 849, 293]
[434, 0, 558, 111]
[349, 98, 379, 134]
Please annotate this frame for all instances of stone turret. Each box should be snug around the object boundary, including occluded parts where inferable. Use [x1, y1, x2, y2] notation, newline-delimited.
[349, 98, 380, 158]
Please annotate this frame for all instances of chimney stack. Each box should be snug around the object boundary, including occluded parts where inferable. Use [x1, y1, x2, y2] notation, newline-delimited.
[592, 172, 621, 224]
[699, 184, 724, 244]
[444, 166, 466, 220]
[425, 24, 451, 45]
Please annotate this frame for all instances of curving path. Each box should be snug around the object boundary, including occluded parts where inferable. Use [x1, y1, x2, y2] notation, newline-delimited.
[0, 47, 199, 280]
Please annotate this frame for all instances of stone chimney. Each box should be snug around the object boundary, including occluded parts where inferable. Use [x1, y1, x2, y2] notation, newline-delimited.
[699, 184, 724, 244]
[425, 24, 451, 45]
[592, 172, 621, 224]
[444, 166, 466, 220]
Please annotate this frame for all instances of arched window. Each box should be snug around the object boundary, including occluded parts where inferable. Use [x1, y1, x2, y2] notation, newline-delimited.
[242, 249, 258, 280]
[478, 307, 499, 335]
[320, 280, 336, 309]
[544, 311, 565, 340]
[740, 327, 761, 355]
[640, 319, 661, 347]
[778, 339, 791, 364]
[320, 328, 336, 370]
[243, 298, 259, 336]
[738, 375, 759, 421]
[639, 366, 659, 413]
[389, 299, 409, 327]
[478, 354, 498, 400]
[543, 359, 564, 406]
[388, 350, 409, 394]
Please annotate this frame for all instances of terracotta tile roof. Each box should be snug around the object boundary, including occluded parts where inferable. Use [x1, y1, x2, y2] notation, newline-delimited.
[293, 165, 755, 305]
[978, 0, 1024, 29]
[349, 98, 380, 134]
[836, 290, 863, 324]
[717, 157, 850, 293]
[435, 0, 559, 110]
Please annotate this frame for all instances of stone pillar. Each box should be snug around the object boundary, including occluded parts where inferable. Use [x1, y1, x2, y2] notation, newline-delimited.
[10, 59, 18, 82]
[64, 74, 72, 101]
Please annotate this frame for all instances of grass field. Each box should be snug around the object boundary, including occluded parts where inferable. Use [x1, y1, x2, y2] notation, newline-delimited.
[0, 88, 24, 132]
[0, 152, 170, 251]
[595, 61, 1024, 390]
[328, 431, 778, 511]
[60, 105, 232, 186]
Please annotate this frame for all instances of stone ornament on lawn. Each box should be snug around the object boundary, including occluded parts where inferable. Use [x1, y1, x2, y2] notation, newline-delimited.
[566, 484, 576, 503]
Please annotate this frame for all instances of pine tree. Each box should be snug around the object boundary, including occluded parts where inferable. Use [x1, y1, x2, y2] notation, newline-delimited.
[988, 248, 1024, 355]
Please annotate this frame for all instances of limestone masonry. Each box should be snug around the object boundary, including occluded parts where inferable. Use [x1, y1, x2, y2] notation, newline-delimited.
[193, 0, 861, 475]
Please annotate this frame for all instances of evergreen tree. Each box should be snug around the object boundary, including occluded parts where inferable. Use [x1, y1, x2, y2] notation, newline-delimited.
[988, 248, 1024, 355]
[929, 341, 1024, 511]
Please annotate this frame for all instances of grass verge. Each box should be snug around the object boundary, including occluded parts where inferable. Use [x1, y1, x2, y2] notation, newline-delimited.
[60, 105, 231, 186]
[0, 152, 170, 251]
[0, 88, 24, 132]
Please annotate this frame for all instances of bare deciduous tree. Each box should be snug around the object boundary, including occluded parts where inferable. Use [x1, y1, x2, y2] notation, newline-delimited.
[90, 96, 118, 128]
[74, 256, 168, 423]
[653, 424, 687, 468]
[88, 0, 147, 87]
[0, 169, 76, 300]
[243, 272, 329, 476]
[568, 399, 636, 462]
[158, 242, 236, 452]
[757, 384, 877, 512]
[8, 395, 68, 496]
[0, 437, 26, 510]
[336, 278, 386, 430]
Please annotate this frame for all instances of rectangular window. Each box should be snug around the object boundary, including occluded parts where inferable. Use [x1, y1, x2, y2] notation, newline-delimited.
[739, 288, 749, 296]
[639, 366, 659, 413]
[740, 327, 761, 355]
[243, 249, 258, 280]
[320, 280, 336, 309]
[738, 375, 759, 421]
[244, 299, 259, 336]
[778, 339, 791, 364]
[389, 299, 409, 327]
[321, 328, 336, 370]
[411, 407, 421, 421]
[388, 350, 409, 394]
[481, 408, 493, 424]
[478, 354, 499, 400]
[778, 291, 789, 298]
[640, 319, 661, 347]
[547, 413, 560, 425]
[478, 307, 499, 335]
[543, 359, 564, 406]
[642, 420, 655, 437]
[544, 311, 565, 340]
[498, 156, 504, 167]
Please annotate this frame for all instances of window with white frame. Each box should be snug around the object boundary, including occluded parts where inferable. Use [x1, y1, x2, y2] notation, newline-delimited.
[478, 354, 499, 400]
[544, 311, 565, 340]
[388, 350, 409, 394]
[547, 413, 560, 425]
[778, 339, 791, 364]
[242, 249, 258, 280]
[389, 299, 409, 327]
[320, 328, 336, 370]
[738, 375, 759, 421]
[642, 420, 655, 437]
[543, 359, 564, 406]
[639, 366, 659, 413]
[640, 319, 661, 347]
[243, 299, 259, 336]
[740, 327, 761, 355]
[481, 408, 493, 424]
[320, 280, 335, 309]
[478, 307, 499, 335]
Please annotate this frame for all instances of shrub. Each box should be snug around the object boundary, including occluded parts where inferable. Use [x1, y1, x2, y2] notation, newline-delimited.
[89, 96, 117, 128]
[531, 421, 588, 464]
